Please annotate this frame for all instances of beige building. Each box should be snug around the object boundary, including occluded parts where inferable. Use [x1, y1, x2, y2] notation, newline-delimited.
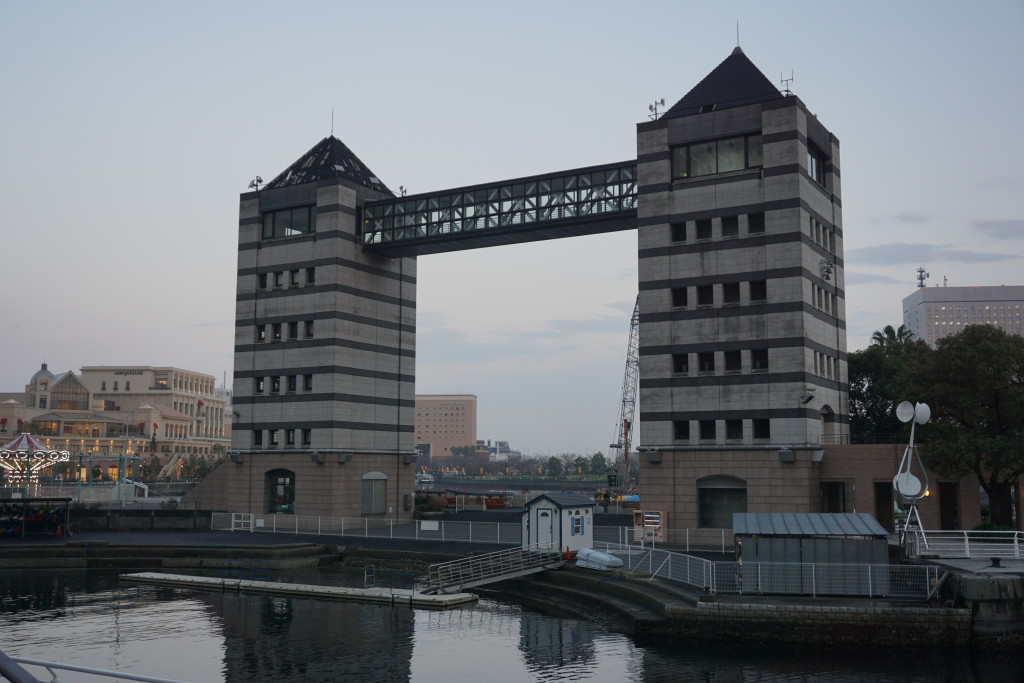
[902, 285, 1024, 347]
[414, 394, 477, 461]
[0, 363, 229, 478]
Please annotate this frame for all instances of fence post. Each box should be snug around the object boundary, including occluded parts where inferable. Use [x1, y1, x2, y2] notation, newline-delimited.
[442, 520, 445, 542]
[273, 515, 276, 533]
[295, 516, 298, 534]
[811, 565, 817, 597]
[1015, 534, 1020, 559]
[365, 518, 368, 538]
[964, 533, 971, 559]
[469, 522, 472, 544]
[390, 518, 394, 539]
[868, 565, 873, 597]
[318, 517, 321, 536]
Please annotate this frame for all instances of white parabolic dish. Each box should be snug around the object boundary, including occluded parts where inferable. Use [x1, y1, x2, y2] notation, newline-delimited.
[893, 471, 922, 497]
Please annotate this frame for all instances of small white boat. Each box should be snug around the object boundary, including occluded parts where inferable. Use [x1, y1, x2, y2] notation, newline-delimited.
[575, 547, 624, 571]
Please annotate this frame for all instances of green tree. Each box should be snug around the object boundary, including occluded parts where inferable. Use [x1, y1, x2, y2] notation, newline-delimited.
[546, 456, 563, 477]
[589, 451, 607, 475]
[571, 456, 590, 475]
[905, 325, 1024, 527]
[848, 324, 929, 442]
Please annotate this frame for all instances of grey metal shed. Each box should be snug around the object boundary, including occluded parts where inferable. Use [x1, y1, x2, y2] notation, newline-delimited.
[733, 512, 890, 565]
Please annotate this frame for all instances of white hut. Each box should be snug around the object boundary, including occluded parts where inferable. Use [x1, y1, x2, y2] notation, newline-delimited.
[521, 492, 595, 553]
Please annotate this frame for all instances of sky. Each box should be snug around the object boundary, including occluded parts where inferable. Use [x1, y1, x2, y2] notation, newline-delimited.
[2, 1, 1022, 457]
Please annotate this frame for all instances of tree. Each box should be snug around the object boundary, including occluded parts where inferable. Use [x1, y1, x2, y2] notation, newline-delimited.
[572, 456, 590, 475]
[848, 324, 929, 442]
[546, 456, 563, 477]
[590, 452, 607, 475]
[905, 325, 1024, 527]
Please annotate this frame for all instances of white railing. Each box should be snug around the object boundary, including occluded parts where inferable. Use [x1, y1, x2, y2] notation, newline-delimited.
[592, 542, 944, 600]
[906, 529, 1023, 559]
[427, 543, 562, 593]
[2, 651, 191, 683]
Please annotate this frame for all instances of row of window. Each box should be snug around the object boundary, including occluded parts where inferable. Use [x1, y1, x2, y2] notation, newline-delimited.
[258, 267, 316, 290]
[671, 212, 765, 243]
[263, 205, 316, 239]
[671, 280, 768, 309]
[809, 217, 836, 253]
[812, 284, 837, 315]
[99, 381, 131, 391]
[672, 134, 763, 179]
[254, 374, 314, 394]
[672, 349, 769, 375]
[814, 352, 836, 380]
[674, 418, 771, 441]
[253, 428, 312, 447]
[255, 321, 314, 342]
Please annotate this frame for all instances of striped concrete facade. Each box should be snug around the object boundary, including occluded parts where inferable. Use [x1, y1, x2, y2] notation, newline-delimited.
[635, 61, 849, 529]
[227, 177, 418, 517]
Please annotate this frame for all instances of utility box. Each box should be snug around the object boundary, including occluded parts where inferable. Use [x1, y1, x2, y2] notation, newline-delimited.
[522, 492, 595, 553]
[633, 510, 664, 542]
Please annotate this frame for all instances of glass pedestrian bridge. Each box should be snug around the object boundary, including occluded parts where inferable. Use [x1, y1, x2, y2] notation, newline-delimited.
[361, 159, 638, 256]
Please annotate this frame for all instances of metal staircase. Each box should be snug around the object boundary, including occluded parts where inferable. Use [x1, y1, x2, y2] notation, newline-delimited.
[423, 544, 565, 594]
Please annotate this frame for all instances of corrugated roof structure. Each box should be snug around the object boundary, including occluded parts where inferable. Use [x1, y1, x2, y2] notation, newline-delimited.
[662, 46, 783, 120]
[525, 492, 596, 509]
[733, 512, 889, 538]
[264, 136, 391, 193]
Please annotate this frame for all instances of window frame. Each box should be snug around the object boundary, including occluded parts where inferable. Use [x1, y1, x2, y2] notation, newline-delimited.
[262, 205, 316, 240]
[672, 134, 764, 180]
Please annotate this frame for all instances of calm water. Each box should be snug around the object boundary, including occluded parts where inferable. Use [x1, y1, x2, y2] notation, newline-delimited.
[1, 568, 1020, 682]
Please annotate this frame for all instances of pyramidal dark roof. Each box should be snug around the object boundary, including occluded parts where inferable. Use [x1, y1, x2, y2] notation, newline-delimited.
[661, 47, 783, 120]
[264, 136, 392, 194]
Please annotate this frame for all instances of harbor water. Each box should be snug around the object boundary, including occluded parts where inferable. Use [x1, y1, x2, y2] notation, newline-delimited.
[1, 568, 1021, 682]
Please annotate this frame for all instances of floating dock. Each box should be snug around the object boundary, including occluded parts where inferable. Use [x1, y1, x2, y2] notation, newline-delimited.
[122, 572, 478, 609]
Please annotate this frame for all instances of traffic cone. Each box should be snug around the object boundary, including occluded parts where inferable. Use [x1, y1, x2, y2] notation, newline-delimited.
[564, 546, 570, 560]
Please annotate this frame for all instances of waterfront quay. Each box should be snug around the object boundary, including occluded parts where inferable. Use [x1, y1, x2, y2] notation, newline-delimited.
[3, 518, 1021, 651]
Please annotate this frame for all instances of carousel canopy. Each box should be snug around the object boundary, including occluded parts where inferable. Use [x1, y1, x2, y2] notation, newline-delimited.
[1, 432, 50, 452]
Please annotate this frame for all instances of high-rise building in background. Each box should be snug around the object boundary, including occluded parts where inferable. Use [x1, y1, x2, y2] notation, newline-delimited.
[902, 285, 1024, 347]
[414, 394, 477, 461]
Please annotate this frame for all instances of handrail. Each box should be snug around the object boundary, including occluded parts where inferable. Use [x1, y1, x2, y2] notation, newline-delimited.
[427, 543, 562, 593]
[4, 653, 192, 683]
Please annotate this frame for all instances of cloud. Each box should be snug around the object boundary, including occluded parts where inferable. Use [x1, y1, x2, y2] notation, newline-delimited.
[844, 271, 905, 285]
[973, 219, 1024, 241]
[895, 213, 930, 224]
[846, 243, 1020, 266]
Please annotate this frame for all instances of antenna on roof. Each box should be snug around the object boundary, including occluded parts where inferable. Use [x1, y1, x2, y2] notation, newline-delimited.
[916, 267, 930, 289]
[648, 98, 666, 121]
[399, 186, 407, 197]
[736, 20, 740, 47]
[248, 176, 262, 191]
[331, 108, 334, 137]
[781, 70, 794, 96]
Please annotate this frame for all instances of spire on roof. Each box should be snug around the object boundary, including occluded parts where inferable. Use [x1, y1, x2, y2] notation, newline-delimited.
[263, 136, 392, 194]
[661, 49, 783, 120]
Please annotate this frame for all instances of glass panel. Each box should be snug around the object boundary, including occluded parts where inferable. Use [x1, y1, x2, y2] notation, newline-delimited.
[262, 214, 274, 239]
[276, 209, 292, 236]
[690, 141, 716, 176]
[672, 146, 688, 178]
[747, 135, 763, 167]
[717, 137, 745, 172]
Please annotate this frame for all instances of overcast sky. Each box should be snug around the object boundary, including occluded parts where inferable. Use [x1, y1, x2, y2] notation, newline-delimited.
[2, 1, 1022, 456]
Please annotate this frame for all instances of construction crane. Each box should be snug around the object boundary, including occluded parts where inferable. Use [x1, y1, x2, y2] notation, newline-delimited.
[609, 296, 640, 493]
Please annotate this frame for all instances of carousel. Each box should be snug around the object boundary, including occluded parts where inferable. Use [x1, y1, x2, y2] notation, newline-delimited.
[0, 432, 70, 486]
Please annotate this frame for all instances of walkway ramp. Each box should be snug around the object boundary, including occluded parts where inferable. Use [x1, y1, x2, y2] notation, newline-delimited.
[425, 544, 565, 594]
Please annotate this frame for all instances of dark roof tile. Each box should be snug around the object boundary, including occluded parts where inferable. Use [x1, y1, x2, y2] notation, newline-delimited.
[264, 136, 391, 193]
[662, 47, 783, 120]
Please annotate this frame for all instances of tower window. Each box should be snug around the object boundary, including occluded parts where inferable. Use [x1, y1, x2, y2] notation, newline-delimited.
[696, 219, 712, 240]
[726, 419, 743, 441]
[673, 420, 690, 440]
[750, 280, 767, 303]
[262, 205, 315, 239]
[697, 285, 713, 308]
[671, 287, 688, 308]
[752, 349, 769, 372]
[753, 419, 771, 440]
[807, 143, 826, 185]
[698, 352, 715, 374]
[672, 353, 689, 374]
[722, 215, 739, 238]
[723, 282, 740, 306]
[671, 222, 687, 242]
[258, 273, 268, 289]
[699, 420, 716, 441]
[748, 212, 765, 234]
[724, 350, 741, 374]
[672, 134, 764, 179]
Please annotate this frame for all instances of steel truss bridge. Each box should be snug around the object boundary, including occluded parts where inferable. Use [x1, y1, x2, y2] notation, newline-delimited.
[361, 160, 638, 256]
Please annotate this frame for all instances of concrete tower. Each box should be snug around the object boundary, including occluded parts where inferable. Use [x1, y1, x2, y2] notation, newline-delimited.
[227, 137, 417, 517]
[636, 49, 848, 528]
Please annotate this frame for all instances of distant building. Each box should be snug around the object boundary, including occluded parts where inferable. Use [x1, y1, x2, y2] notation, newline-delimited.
[903, 285, 1024, 347]
[414, 394, 477, 461]
[0, 363, 229, 478]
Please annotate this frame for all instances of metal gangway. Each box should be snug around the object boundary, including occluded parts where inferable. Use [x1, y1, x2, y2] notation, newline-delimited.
[424, 543, 564, 594]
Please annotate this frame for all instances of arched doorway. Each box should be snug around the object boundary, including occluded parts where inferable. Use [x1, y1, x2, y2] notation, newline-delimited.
[361, 471, 388, 516]
[266, 468, 295, 514]
[697, 475, 747, 528]
[820, 405, 836, 444]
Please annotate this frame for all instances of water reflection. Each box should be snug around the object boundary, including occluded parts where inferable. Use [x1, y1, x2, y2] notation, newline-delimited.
[1, 569, 1020, 682]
